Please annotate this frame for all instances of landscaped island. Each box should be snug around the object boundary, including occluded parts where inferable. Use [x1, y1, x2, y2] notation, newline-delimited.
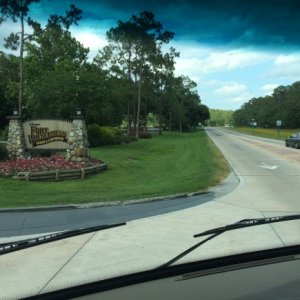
[0, 155, 106, 181]
[0, 131, 229, 208]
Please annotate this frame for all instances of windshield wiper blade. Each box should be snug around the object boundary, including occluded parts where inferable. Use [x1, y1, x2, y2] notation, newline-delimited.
[157, 214, 300, 269]
[0, 222, 126, 256]
[194, 214, 300, 237]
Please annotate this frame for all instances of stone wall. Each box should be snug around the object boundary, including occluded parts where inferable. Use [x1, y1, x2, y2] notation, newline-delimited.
[7, 117, 26, 159]
[66, 118, 90, 162]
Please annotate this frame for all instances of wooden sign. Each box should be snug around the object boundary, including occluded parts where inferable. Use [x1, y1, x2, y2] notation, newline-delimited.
[23, 119, 72, 150]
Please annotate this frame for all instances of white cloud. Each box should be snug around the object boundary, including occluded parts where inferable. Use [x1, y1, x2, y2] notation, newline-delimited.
[260, 83, 279, 95]
[214, 83, 246, 96]
[204, 50, 269, 72]
[225, 92, 253, 103]
[260, 83, 279, 90]
[173, 42, 270, 81]
[275, 54, 300, 65]
[73, 31, 107, 53]
[71, 27, 108, 60]
[269, 53, 300, 80]
[0, 20, 32, 53]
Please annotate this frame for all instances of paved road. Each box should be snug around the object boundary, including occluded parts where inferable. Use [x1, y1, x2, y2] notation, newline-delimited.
[2, 127, 300, 299]
[206, 127, 300, 212]
[0, 193, 217, 237]
[1, 127, 300, 238]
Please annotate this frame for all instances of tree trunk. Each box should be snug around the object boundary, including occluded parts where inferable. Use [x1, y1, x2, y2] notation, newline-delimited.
[18, 15, 24, 117]
[158, 97, 163, 135]
[144, 101, 147, 132]
[127, 47, 132, 136]
[136, 67, 142, 139]
[133, 99, 136, 135]
[127, 99, 131, 135]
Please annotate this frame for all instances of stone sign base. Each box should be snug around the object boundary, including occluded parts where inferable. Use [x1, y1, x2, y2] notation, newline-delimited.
[7, 117, 26, 159]
[6, 116, 90, 163]
[67, 118, 90, 162]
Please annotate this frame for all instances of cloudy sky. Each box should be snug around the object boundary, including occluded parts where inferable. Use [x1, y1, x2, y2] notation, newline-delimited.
[1, 0, 300, 110]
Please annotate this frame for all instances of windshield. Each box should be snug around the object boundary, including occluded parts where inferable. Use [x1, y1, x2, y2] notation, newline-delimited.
[1, 0, 300, 299]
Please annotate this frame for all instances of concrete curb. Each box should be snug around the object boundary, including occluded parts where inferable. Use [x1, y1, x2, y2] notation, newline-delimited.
[0, 171, 238, 213]
[0, 191, 211, 213]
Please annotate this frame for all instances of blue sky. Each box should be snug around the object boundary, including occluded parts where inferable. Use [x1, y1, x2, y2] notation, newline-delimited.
[1, 0, 300, 110]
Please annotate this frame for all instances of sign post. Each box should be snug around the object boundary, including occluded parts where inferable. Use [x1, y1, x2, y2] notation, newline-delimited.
[276, 120, 282, 138]
[251, 119, 257, 133]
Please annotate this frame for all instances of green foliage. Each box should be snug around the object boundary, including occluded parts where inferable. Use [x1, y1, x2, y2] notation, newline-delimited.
[0, 143, 8, 161]
[0, 8, 209, 133]
[0, 1, 83, 118]
[139, 131, 152, 139]
[159, 76, 209, 131]
[0, 126, 8, 140]
[0, 52, 18, 127]
[228, 126, 300, 140]
[86, 124, 101, 147]
[0, 132, 229, 206]
[232, 83, 300, 129]
[99, 126, 122, 145]
[95, 11, 178, 136]
[87, 124, 123, 147]
[209, 109, 234, 126]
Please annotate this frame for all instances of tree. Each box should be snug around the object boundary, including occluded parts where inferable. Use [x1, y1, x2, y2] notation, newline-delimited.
[96, 11, 174, 137]
[0, 0, 40, 117]
[164, 76, 201, 131]
[24, 13, 89, 119]
[0, 51, 18, 126]
[209, 109, 233, 126]
[152, 47, 179, 133]
[232, 82, 300, 129]
[0, 1, 82, 117]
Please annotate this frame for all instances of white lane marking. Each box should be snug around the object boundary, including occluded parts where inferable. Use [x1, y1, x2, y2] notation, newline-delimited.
[259, 163, 278, 170]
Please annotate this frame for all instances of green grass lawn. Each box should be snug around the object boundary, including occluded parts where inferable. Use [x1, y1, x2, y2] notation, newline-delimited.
[0, 131, 229, 208]
[226, 126, 300, 140]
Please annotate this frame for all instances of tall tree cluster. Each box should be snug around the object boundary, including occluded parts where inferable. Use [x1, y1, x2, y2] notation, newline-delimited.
[0, 3, 209, 135]
[209, 109, 233, 127]
[233, 83, 300, 128]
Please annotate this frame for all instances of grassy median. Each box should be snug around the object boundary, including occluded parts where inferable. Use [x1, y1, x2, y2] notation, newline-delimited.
[227, 126, 300, 140]
[0, 130, 229, 208]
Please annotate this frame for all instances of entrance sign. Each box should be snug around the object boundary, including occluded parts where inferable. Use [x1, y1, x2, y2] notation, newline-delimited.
[7, 116, 89, 162]
[23, 119, 72, 150]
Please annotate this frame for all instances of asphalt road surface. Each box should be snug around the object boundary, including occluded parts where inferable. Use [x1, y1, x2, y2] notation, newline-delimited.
[0, 193, 216, 237]
[1, 127, 300, 238]
[206, 127, 300, 212]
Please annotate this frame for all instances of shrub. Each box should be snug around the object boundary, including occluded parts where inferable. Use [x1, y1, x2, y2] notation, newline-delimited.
[0, 144, 8, 161]
[122, 135, 138, 143]
[87, 124, 123, 147]
[87, 124, 102, 147]
[123, 136, 131, 143]
[30, 150, 55, 158]
[139, 131, 152, 139]
[0, 126, 8, 141]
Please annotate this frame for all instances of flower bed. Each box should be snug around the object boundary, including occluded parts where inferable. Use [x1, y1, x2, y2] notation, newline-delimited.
[0, 155, 107, 181]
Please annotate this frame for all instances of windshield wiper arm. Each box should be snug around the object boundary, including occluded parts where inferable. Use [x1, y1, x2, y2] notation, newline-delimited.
[0, 222, 126, 256]
[157, 214, 300, 269]
[194, 214, 300, 237]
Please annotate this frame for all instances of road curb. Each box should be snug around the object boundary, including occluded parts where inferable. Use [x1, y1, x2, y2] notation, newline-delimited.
[0, 170, 238, 213]
[0, 191, 211, 213]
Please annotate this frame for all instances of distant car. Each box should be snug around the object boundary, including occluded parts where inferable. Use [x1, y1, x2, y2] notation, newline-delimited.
[285, 133, 300, 148]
